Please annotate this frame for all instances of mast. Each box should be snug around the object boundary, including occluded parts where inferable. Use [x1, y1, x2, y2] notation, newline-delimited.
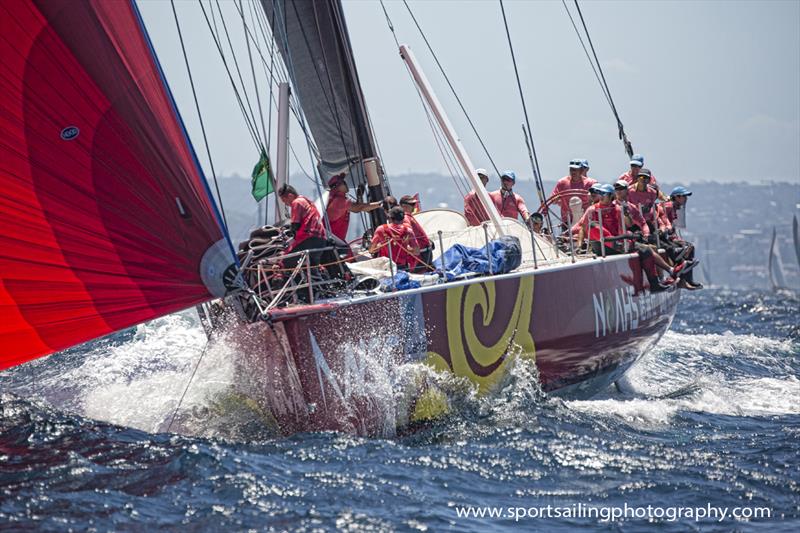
[275, 82, 290, 223]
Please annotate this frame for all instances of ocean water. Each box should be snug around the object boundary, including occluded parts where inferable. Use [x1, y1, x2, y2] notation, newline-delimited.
[1, 289, 798, 531]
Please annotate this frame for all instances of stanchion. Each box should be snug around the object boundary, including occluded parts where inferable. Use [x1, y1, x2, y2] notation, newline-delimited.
[597, 208, 606, 258]
[482, 223, 493, 275]
[387, 240, 396, 291]
[621, 206, 628, 253]
[567, 210, 576, 263]
[304, 253, 314, 303]
[437, 230, 445, 269]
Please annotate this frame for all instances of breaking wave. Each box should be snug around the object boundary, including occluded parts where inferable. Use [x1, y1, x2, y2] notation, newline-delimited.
[2, 311, 243, 437]
[566, 330, 799, 427]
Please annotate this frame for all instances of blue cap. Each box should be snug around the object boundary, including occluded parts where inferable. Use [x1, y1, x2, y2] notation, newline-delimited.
[629, 154, 644, 166]
[501, 170, 516, 183]
[580, 159, 590, 169]
[569, 159, 582, 169]
[670, 186, 692, 197]
[597, 184, 615, 195]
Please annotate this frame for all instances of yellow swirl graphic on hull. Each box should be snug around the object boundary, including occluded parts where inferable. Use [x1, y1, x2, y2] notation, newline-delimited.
[426, 276, 535, 394]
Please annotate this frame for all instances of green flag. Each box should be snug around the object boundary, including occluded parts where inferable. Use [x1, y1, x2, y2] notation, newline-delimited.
[251, 149, 273, 201]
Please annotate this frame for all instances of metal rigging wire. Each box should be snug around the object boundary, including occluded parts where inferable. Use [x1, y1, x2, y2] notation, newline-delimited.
[378, 0, 470, 196]
[497, 0, 559, 239]
[560, 0, 613, 110]
[199, 0, 328, 201]
[198, 0, 263, 151]
[232, 0, 321, 158]
[212, 0, 264, 149]
[571, 0, 633, 157]
[169, 0, 229, 232]
[238, 0, 268, 146]
[400, 0, 500, 178]
[497, 1, 546, 205]
[233, 0, 327, 197]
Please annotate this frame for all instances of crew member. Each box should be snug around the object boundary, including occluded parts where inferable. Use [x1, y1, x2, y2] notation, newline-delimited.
[278, 183, 327, 269]
[626, 168, 659, 234]
[549, 159, 596, 227]
[620, 154, 667, 200]
[464, 168, 491, 226]
[570, 185, 602, 237]
[325, 173, 381, 241]
[619, 154, 658, 186]
[370, 206, 420, 270]
[613, 180, 650, 239]
[400, 195, 433, 272]
[577, 184, 622, 252]
[660, 186, 692, 230]
[579, 184, 691, 291]
[659, 186, 702, 290]
[380, 195, 399, 217]
[530, 212, 552, 241]
[580, 159, 593, 181]
[489, 170, 530, 223]
[588, 183, 602, 205]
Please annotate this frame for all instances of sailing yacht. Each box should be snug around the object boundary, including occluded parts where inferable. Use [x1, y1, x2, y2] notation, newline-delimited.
[768, 227, 788, 291]
[0, 0, 680, 436]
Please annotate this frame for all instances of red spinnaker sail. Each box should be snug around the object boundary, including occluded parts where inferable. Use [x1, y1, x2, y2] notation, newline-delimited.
[0, 0, 231, 369]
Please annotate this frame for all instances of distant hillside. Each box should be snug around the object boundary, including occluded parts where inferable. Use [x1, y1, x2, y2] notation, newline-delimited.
[214, 174, 800, 290]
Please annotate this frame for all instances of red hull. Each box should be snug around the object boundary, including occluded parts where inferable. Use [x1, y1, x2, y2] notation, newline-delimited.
[227, 254, 679, 435]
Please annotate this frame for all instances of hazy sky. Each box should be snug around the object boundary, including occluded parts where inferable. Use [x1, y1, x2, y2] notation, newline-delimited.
[139, 0, 800, 188]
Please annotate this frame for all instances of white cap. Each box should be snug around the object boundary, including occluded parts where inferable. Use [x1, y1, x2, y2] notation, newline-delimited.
[475, 168, 488, 177]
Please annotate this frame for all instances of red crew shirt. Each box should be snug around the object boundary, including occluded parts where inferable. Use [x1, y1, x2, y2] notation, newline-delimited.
[464, 190, 490, 226]
[658, 201, 677, 231]
[583, 203, 623, 238]
[627, 185, 659, 225]
[489, 189, 529, 220]
[404, 213, 431, 249]
[326, 190, 350, 241]
[371, 222, 419, 268]
[549, 175, 596, 223]
[615, 199, 650, 237]
[289, 195, 326, 250]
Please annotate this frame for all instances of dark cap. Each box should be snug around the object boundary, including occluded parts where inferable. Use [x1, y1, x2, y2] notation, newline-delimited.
[327, 173, 346, 188]
[399, 194, 418, 205]
[382, 195, 398, 210]
[388, 206, 406, 222]
[637, 168, 652, 179]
